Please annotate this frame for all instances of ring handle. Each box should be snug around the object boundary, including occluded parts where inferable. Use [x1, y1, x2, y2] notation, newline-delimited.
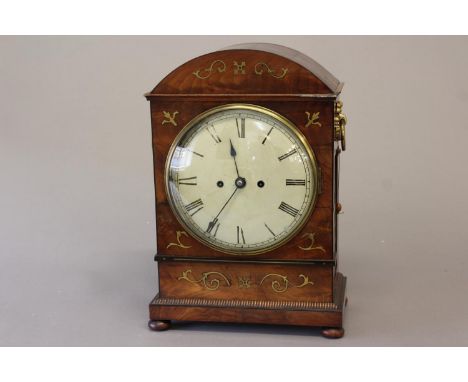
[334, 101, 348, 151]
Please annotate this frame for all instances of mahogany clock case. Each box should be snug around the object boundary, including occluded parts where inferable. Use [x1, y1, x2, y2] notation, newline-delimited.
[146, 44, 347, 338]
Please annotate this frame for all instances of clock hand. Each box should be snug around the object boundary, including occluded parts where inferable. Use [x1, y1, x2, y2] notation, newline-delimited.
[229, 139, 240, 178]
[206, 187, 239, 232]
[229, 139, 247, 189]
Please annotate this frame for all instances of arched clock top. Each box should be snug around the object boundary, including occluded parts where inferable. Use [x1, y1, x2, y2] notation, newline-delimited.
[146, 43, 343, 97]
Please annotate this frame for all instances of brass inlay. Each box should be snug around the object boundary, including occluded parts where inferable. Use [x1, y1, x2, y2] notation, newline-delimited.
[298, 232, 325, 252]
[193, 60, 226, 79]
[334, 101, 347, 151]
[254, 62, 288, 79]
[177, 269, 231, 291]
[238, 276, 251, 289]
[296, 274, 315, 288]
[305, 111, 321, 128]
[162, 111, 179, 127]
[260, 273, 289, 293]
[166, 231, 191, 249]
[233, 61, 246, 74]
[259, 273, 315, 293]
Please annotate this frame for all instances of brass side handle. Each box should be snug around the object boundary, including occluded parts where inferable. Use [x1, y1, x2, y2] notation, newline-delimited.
[334, 101, 347, 151]
[336, 202, 342, 213]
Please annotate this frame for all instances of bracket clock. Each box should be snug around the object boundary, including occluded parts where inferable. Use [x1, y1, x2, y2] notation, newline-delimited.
[145, 43, 349, 338]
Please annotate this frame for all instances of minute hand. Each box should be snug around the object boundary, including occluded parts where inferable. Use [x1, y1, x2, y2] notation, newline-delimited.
[206, 187, 239, 232]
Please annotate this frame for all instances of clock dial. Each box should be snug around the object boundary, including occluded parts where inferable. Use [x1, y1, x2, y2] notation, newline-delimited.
[165, 104, 318, 255]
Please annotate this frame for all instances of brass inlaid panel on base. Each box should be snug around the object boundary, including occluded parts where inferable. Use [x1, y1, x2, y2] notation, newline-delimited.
[158, 260, 333, 302]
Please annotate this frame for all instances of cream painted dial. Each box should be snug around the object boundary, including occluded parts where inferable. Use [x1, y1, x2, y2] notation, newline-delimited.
[165, 104, 318, 255]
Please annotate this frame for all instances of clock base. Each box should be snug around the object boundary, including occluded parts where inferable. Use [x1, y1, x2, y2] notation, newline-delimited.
[148, 272, 347, 338]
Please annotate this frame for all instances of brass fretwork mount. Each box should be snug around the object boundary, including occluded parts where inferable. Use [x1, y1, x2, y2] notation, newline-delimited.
[334, 101, 347, 151]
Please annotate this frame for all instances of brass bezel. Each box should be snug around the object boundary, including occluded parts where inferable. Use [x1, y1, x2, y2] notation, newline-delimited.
[164, 103, 319, 255]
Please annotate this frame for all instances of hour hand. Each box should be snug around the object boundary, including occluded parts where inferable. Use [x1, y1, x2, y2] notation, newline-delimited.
[230, 139, 237, 157]
[229, 139, 240, 177]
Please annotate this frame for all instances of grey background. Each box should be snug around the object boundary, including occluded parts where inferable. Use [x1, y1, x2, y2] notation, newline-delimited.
[1, 36, 467, 346]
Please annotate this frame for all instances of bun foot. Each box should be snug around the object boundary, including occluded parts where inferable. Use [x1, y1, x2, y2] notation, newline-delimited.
[148, 320, 171, 331]
[321, 327, 344, 339]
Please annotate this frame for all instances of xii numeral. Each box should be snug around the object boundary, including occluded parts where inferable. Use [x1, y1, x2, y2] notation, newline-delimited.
[278, 201, 299, 218]
[236, 118, 245, 138]
[185, 198, 204, 216]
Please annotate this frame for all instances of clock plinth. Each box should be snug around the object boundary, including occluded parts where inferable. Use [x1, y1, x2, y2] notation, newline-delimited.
[149, 272, 346, 338]
[145, 43, 349, 338]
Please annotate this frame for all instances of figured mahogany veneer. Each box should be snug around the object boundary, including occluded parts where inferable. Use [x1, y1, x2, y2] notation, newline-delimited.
[150, 273, 346, 336]
[149, 48, 340, 95]
[150, 99, 334, 260]
[146, 43, 348, 338]
[158, 261, 333, 302]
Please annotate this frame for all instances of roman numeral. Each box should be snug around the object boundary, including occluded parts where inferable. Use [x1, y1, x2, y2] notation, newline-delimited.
[262, 126, 273, 144]
[278, 201, 299, 217]
[236, 118, 245, 138]
[286, 179, 306, 186]
[185, 198, 204, 216]
[278, 148, 297, 161]
[213, 222, 220, 237]
[185, 148, 204, 158]
[237, 226, 246, 244]
[178, 176, 197, 186]
[206, 218, 219, 235]
[207, 125, 222, 143]
[176, 147, 204, 160]
[264, 223, 276, 237]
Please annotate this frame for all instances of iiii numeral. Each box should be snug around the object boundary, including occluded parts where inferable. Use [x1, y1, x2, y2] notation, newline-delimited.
[278, 201, 299, 217]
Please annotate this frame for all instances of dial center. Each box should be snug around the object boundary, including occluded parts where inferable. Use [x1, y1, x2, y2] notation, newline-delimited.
[235, 177, 247, 189]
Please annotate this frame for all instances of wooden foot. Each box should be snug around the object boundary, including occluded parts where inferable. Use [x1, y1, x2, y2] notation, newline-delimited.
[321, 327, 344, 339]
[148, 320, 171, 331]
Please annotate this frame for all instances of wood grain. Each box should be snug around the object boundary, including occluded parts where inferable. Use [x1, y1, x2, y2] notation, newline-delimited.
[158, 261, 333, 302]
[147, 49, 339, 96]
[150, 99, 334, 260]
[146, 44, 347, 335]
[149, 273, 346, 329]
